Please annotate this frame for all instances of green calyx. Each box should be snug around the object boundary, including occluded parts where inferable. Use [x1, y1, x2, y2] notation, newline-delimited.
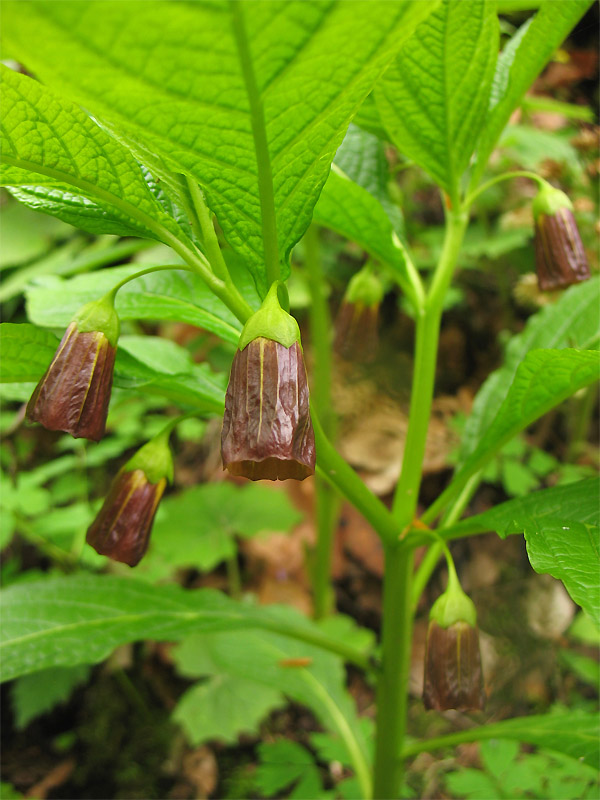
[532, 183, 573, 221]
[72, 294, 120, 347]
[126, 430, 174, 484]
[238, 281, 301, 350]
[430, 579, 477, 629]
[345, 264, 384, 307]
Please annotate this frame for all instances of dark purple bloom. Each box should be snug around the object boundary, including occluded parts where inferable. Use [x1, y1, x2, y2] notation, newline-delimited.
[86, 468, 166, 567]
[221, 337, 315, 481]
[334, 300, 379, 363]
[534, 206, 590, 291]
[26, 322, 117, 442]
[423, 620, 485, 712]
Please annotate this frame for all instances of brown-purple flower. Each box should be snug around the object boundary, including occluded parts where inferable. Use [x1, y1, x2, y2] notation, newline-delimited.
[86, 432, 173, 567]
[423, 619, 485, 712]
[26, 296, 119, 442]
[221, 282, 315, 481]
[533, 184, 590, 291]
[222, 337, 315, 480]
[334, 265, 383, 364]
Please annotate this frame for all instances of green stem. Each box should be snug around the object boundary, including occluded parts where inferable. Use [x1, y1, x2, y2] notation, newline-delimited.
[392, 211, 468, 524]
[373, 210, 468, 798]
[185, 177, 230, 282]
[373, 544, 414, 799]
[230, 0, 280, 288]
[464, 170, 545, 208]
[105, 264, 193, 301]
[304, 224, 338, 618]
[312, 412, 399, 547]
[413, 472, 481, 607]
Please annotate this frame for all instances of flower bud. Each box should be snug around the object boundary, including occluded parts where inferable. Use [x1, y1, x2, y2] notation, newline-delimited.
[334, 266, 383, 363]
[533, 184, 590, 291]
[221, 283, 315, 481]
[26, 296, 120, 442]
[86, 433, 173, 567]
[423, 584, 484, 712]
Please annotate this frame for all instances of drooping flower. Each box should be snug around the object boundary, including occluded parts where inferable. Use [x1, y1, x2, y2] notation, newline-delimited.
[221, 282, 315, 481]
[423, 574, 484, 712]
[86, 432, 173, 567]
[334, 264, 384, 363]
[533, 184, 590, 291]
[26, 296, 120, 442]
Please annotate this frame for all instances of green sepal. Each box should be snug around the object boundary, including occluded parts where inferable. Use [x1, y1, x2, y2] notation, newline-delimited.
[238, 281, 301, 350]
[72, 294, 120, 347]
[126, 431, 174, 484]
[532, 183, 573, 221]
[345, 264, 384, 307]
[430, 582, 477, 629]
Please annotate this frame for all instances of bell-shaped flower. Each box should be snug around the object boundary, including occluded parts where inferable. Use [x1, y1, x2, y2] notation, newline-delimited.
[334, 265, 384, 364]
[423, 571, 484, 712]
[221, 283, 315, 481]
[26, 296, 120, 442]
[86, 431, 173, 567]
[533, 184, 590, 291]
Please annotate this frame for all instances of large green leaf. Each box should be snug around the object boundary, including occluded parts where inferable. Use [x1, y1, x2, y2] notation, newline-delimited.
[470, 0, 594, 187]
[312, 167, 415, 298]
[1, 0, 438, 293]
[0, 66, 188, 246]
[0, 574, 368, 683]
[525, 522, 600, 626]
[444, 479, 600, 540]
[404, 712, 599, 769]
[375, 0, 498, 200]
[174, 620, 372, 798]
[459, 278, 600, 465]
[25, 263, 259, 345]
[441, 479, 600, 623]
[451, 349, 600, 497]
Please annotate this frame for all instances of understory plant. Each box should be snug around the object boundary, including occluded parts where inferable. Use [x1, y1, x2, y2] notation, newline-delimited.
[0, 2, 598, 798]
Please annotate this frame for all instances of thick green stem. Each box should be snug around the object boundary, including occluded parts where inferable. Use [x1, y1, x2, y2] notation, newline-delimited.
[304, 225, 339, 618]
[373, 544, 414, 799]
[312, 412, 399, 547]
[230, 0, 280, 288]
[373, 210, 468, 798]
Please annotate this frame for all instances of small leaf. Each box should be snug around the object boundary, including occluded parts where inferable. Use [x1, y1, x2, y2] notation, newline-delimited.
[0, 323, 59, 382]
[451, 349, 600, 496]
[376, 0, 498, 200]
[173, 675, 283, 745]
[255, 740, 324, 799]
[471, 0, 594, 186]
[12, 665, 90, 729]
[459, 277, 600, 465]
[404, 712, 600, 769]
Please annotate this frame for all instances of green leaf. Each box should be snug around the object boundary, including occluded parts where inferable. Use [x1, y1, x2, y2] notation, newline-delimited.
[173, 674, 283, 746]
[0, 323, 59, 382]
[459, 277, 600, 465]
[146, 483, 302, 573]
[559, 650, 600, 688]
[312, 166, 415, 297]
[525, 522, 599, 626]
[0, 574, 368, 683]
[25, 262, 258, 345]
[1, 0, 438, 293]
[451, 349, 600, 496]
[11, 664, 90, 729]
[0, 66, 188, 246]
[0, 202, 74, 269]
[376, 0, 498, 200]
[471, 0, 594, 186]
[255, 740, 325, 799]
[445, 769, 501, 800]
[173, 621, 371, 798]
[403, 712, 600, 769]
[444, 478, 600, 540]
